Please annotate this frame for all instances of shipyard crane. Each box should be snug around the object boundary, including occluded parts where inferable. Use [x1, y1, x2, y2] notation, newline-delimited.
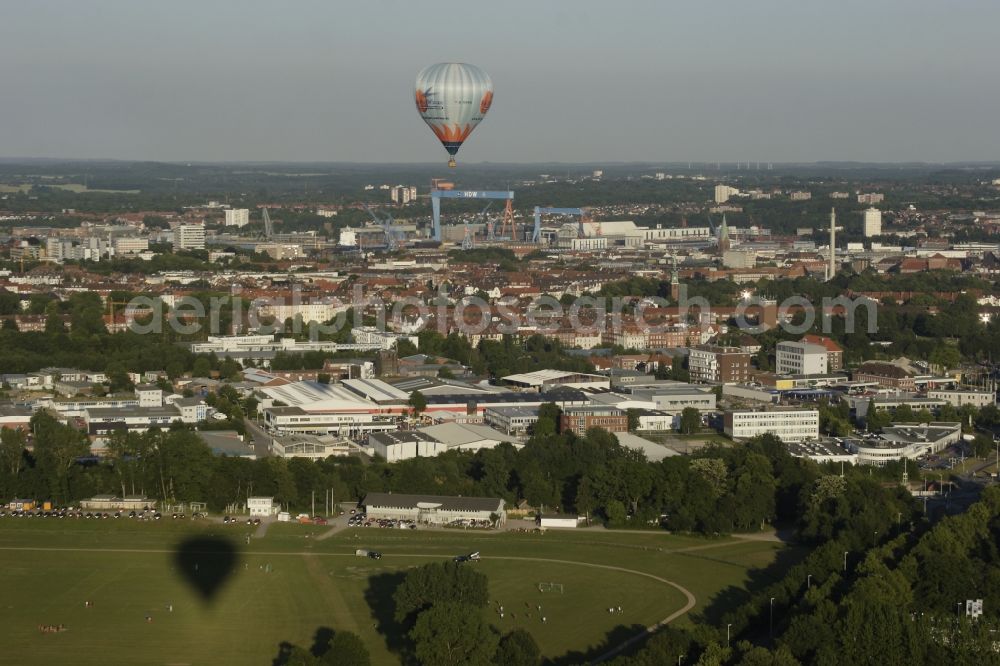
[364, 205, 400, 251]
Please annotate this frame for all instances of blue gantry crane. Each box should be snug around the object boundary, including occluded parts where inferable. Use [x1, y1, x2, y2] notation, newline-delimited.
[430, 189, 514, 243]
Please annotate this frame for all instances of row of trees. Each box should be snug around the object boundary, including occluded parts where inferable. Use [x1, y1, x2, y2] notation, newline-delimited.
[609, 477, 1000, 665]
[3, 406, 818, 541]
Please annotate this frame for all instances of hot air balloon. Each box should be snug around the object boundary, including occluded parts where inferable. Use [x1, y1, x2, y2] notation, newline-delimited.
[415, 62, 493, 168]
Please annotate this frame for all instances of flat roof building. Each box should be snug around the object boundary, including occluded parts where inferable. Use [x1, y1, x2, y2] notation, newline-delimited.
[361, 492, 505, 526]
[843, 422, 961, 466]
[776, 341, 828, 376]
[724, 408, 820, 442]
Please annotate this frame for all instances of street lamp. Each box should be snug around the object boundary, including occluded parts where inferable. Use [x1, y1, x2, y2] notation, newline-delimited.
[726, 623, 732, 648]
[843, 551, 848, 572]
[957, 602, 963, 618]
[874, 530, 879, 546]
[769, 597, 775, 638]
[807, 574, 813, 589]
[678, 655, 684, 666]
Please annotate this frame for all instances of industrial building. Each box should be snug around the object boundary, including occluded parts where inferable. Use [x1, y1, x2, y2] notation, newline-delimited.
[269, 433, 353, 459]
[483, 406, 540, 437]
[501, 369, 610, 391]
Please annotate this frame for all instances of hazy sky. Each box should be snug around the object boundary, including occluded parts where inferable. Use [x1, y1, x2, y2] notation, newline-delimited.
[1, 0, 998, 163]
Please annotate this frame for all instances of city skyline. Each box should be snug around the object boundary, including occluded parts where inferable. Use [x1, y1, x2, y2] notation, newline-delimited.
[1, 0, 997, 164]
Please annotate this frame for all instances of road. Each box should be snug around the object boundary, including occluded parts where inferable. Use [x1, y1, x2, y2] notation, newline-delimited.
[243, 418, 272, 458]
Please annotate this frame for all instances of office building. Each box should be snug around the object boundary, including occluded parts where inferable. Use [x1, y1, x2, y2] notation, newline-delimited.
[724, 408, 820, 442]
[776, 341, 829, 376]
[560, 406, 629, 434]
[113, 237, 149, 254]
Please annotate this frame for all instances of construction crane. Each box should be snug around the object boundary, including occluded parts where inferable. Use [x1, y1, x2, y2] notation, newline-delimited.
[262, 207, 275, 240]
[461, 221, 475, 250]
[496, 199, 517, 241]
[364, 205, 400, 251]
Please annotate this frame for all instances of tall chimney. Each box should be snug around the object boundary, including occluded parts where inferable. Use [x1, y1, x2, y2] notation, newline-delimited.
[828, 208, 836, 280]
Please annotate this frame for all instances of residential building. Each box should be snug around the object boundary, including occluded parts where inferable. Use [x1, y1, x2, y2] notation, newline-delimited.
[857, 193, 885, 205]
[863, 207, 882, 237]
[224, 208, 250, 227]
[714, 185, 740, 204]
[174, 223, 206, 250]
[389, 185, 418, 204]
[776, 341, 829, 376]
[800, 335, 844, 371]
[724, 408, 820, 441]
[688, 345, 751, 384]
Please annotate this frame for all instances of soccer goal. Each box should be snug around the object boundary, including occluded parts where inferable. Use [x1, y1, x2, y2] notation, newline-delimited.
[537, 582, 564, 593]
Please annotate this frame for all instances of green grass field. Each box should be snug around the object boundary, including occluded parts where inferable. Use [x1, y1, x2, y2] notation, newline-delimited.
[0, 519, 792, 665]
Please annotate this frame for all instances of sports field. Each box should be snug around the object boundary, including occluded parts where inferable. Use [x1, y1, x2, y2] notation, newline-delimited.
[0, 518, 793, 665]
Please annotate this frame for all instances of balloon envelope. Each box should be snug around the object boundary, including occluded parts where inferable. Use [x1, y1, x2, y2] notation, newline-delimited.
[415, 63, 493, 166]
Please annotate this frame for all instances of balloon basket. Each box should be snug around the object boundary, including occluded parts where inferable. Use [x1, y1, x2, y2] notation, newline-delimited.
[448, 158, 457, 168]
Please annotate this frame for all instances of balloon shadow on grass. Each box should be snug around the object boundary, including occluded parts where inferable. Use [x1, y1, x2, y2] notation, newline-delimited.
[173, 535, 239, 604]
[364, 571, 414, 664]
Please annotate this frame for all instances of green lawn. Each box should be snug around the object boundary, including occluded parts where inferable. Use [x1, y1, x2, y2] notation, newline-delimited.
[0, 519, 788, 665]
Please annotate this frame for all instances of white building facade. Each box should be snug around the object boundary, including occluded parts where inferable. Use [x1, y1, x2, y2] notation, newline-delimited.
[724, 409, 820, 442]
[776, 341, 829, 376]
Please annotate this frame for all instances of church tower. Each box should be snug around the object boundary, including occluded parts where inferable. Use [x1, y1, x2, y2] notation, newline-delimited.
[670, 255, 680, 301]
[718, 215, 731, 254]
